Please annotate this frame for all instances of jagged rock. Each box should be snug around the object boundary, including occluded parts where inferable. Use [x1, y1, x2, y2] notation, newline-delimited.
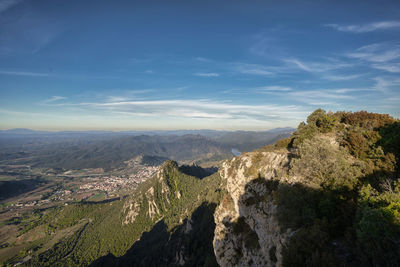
[214, 151, 291, 267]
[122, 196, 142, 224]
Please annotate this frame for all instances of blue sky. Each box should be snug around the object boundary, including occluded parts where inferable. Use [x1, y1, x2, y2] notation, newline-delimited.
[0, 0, 399, 130]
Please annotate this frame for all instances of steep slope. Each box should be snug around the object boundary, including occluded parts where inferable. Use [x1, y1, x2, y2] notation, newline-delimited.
[22, 161, 223, 266]
[214, 109, 400, 266]
[214, 151, 290, 266]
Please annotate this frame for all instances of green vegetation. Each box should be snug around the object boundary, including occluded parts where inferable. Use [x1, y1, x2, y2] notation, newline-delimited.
[266, 109, 400, 266]
[98, 202, 220, 267]
[290, 136, 364, 190]
[239, 109, 400, 266]
[288, 109, 339, 148]
[12, 161, 223, 266]
[0, 178, 48, 201]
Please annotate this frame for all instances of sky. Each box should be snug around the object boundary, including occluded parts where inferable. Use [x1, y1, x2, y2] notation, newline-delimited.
[0, 0, 399, 131]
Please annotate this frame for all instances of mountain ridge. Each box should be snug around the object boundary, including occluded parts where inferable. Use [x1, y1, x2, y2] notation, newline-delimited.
[0, 129, 293, 171]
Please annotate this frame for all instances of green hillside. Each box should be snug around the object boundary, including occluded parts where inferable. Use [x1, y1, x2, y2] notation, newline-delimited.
[5, 162, 223, 266]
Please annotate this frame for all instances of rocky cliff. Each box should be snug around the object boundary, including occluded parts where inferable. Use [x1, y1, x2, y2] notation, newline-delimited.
[214, 151, 291, 266]
[213, 109, 400, 266]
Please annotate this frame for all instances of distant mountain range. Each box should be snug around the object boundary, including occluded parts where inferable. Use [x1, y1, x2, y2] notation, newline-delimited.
[0, 127, 294, 137]
[0, 128, 294, 170]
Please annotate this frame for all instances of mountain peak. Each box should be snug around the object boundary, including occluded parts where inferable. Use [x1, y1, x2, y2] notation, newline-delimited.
[160, 160, 179, 170]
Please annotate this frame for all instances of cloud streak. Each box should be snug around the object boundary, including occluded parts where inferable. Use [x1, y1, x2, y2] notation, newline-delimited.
[47, 97, 310, 124]
[42, 96, 67, 104]
[0, 0, 21, 15]
[266, 87, 377, 106]
[233, 63, 275, 76]
[373, 77, 400, 93]
[0, 70, 50, 77]
[323, 74, 362, 81]
[283, 58, 352, 73]
[326, 21, 400, 33]
[371, 63, 400, 73]
[193, 72, 220, 77]
[346, 43, 400, 63]
[255, 86, 292, 92]
[341, 43, 400, 75]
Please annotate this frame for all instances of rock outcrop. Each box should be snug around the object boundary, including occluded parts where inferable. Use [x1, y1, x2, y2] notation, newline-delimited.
[213, 151, 292, 266]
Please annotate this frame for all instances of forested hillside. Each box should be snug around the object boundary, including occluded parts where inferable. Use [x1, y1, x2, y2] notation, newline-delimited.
[16, 162, 223, 266]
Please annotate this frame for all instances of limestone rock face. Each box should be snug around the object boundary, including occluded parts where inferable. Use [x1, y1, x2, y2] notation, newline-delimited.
[213, 151, 292, 267]
[122, 161, 174, 225]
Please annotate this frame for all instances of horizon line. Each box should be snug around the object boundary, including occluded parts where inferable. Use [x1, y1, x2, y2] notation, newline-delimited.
[0, 126, 296, 133]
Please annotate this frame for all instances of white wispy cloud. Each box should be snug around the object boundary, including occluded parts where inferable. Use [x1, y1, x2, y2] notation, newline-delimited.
[0, 70, 50, 77]
[248, 33, 284, 58]
[330, 88, 373, 94]
[267, 87, 376, 106]
[371, 63, 400, 73]
[346, 43, 400, 63]
[220, 85, 292, 95]
[326, 21, 400, 33]
[323, 74, 362, 81]
[105, 90, 156, 102]
[107, 96, 131, 102]
[51, 98, 310, 123]
[194, 57, 213, 62]
[193, 72, 220, 77]
[198, 55, 352, 78]
[283, 58, 352, 73]
[0, 108, 60, 118]
[0, 0, 21, 15]
[233, 63, 274, 76]
[284, 59, 312, 72]
[255, 86, 292, 92]
[42, 96, 67, 103]
[229, 56, 353, 78]
[288, 90, 354, 101]
[373, 77, 400, 92]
